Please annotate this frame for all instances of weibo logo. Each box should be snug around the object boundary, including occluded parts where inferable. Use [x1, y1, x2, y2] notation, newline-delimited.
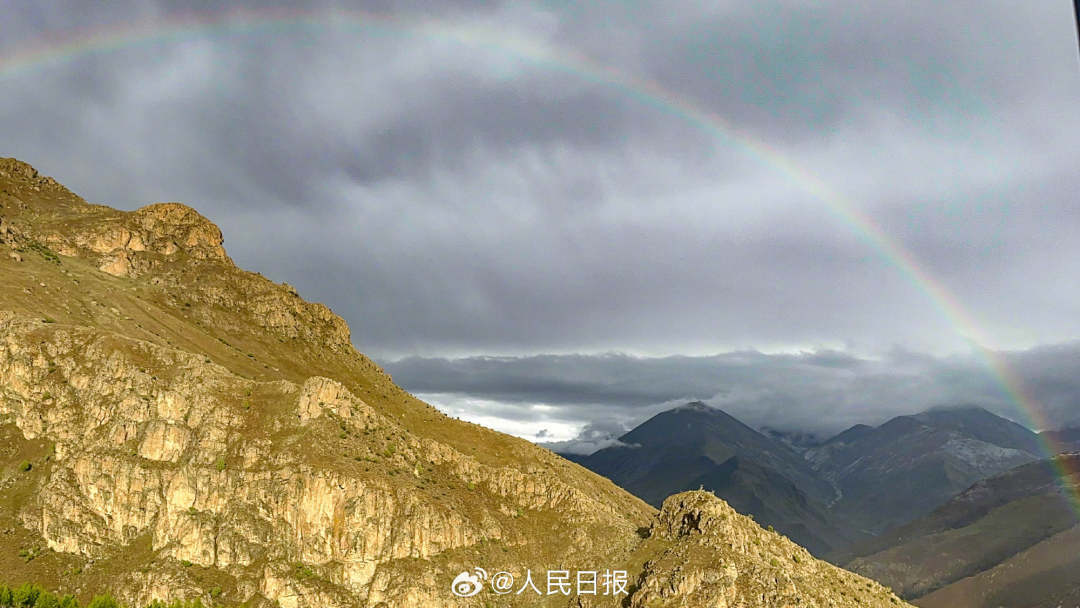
[450, 568, 487, 597]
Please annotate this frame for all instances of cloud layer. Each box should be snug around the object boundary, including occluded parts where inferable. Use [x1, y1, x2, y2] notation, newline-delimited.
[389, 343, 1080, 452]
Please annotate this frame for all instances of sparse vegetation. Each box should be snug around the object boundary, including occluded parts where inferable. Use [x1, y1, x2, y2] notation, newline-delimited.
[86, 596, 121, 608]
[27, 241, 62, 265]
[145, 600, 205, 608]
[292, 563, 316, 580]
[0, 583, 79, 608]
[18, 546, 39, 562]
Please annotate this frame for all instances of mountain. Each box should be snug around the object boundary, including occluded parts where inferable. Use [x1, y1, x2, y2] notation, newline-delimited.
[1041, 427, 1080, 451]
[916, 524, 1080, 608]
[759, 426, 827, 452]
[843, 454, 1080, 605]
[0, 158, 912, 608]
[572, 402, 857, 555]
[809, 405, 1043, 537]
[571, 401, 1043, 557]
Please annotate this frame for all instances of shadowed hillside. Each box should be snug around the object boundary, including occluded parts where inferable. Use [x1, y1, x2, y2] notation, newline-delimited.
[845, 454, 1080, 605]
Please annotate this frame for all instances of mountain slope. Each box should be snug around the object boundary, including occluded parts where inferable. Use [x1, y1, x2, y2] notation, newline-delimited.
[844, 454, 1080, 602]
[809, 406, 1042, 537]
[0, 158, 911, 608]
[573, 402, 854, 555]
[1041, 427, 1080, 451]
[915, 523, 1080, 608]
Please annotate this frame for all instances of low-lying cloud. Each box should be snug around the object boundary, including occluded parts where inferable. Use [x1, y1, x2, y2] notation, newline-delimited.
[387, 343, 1080, 453]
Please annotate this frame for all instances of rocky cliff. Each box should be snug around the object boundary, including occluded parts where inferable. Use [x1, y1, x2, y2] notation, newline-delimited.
[0, 158, 911, 608]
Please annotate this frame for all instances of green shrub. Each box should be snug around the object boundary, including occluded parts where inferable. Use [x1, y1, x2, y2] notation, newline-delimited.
[35, 592, 60, 608]
[147, 600, 205, 608]
[18, 547, 38, 562]
[86, 595, 120, 608]
[293, 563, 316, 580]
[214, 457, 225, 472]
[19, 460, 32, 472]
[0, 583, 83, 608]
[13, 583, 43, 607]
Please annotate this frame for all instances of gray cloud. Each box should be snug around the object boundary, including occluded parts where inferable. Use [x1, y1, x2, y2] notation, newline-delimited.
[539, 420, 642, 456]
[387, 343, 1080, 449]
[2, 1, 1079, 437]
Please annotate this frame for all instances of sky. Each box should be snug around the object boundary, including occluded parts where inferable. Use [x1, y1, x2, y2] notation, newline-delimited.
[2, 1, 1079, 448]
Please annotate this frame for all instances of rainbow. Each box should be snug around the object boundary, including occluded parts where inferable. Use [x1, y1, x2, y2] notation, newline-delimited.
[3, 7, 1078, 514]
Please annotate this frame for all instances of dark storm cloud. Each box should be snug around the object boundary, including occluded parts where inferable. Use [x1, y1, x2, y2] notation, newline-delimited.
[387, 343, 1080, 452]
[1, 2, 1078, 382]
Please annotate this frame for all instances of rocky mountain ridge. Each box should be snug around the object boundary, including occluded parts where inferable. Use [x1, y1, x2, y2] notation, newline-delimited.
[809, 405, 1042, 537]
[0, 158, 911, 608]
[568, 399, 1043, 560]
[572, 401, 855, 556]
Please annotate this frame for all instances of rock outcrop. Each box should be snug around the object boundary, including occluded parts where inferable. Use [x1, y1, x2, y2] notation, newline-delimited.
[0, 159, 911, 608]
[630, 492, 903, 607]
[50, 202, 231, 277]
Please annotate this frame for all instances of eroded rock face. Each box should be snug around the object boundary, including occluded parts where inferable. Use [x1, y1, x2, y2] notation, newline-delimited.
[0, 157, 44, 181]
[627, 491, 907, 608]
[0, 218, 20, 261]
[40, 201, 230, 277]
[0, 316, 642, 607]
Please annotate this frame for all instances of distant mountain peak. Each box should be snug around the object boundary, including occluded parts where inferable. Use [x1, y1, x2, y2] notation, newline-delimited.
[674, 400, 713, 411]
[919, 404, 997, 417]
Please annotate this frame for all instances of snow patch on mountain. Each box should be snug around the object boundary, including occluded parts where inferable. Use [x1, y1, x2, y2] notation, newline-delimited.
[942, 436, 1033, 468]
